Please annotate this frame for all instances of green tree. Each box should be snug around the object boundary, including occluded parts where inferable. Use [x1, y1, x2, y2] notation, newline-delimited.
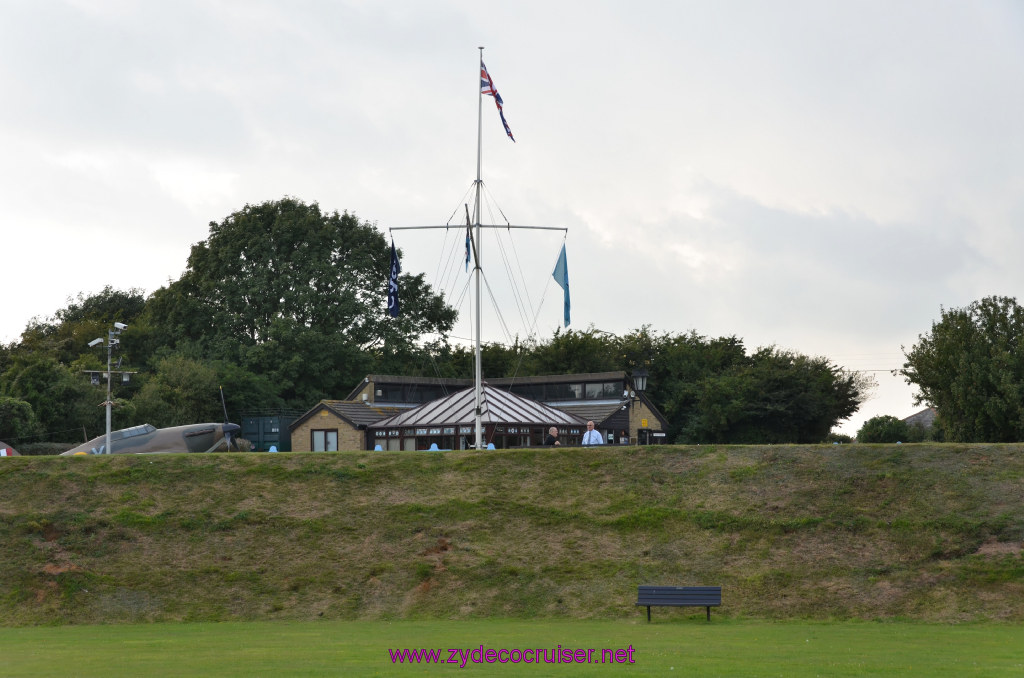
[901, 296, 1024, 442]
[0, 287, 148, 442]
[387, 339, 533, 380]
[18, 286, 147, 366]
[1, 356, 99, 442]
[857, 415, 910, 443]
[146, 198, 455, 353]
[625, 329, 748, 442]
[213, 360, 286, 418]
[676, 347, 867, 444]
[0, 396, 39, 443]
[133, 355, 224, 428]
[525, 327, 618, 375]
[238, 323, 373, 406]
[143, 198, 457, 409]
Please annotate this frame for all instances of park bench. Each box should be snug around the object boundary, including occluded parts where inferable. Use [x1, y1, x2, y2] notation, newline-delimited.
[636, 585, 722, 621]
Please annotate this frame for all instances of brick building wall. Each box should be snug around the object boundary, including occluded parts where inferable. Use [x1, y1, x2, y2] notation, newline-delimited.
[290, 409, 365, 451]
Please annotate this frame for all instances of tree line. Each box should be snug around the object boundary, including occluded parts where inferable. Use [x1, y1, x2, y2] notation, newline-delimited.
[2, 197, 880, 449]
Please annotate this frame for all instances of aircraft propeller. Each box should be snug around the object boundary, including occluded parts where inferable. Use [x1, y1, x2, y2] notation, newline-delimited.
[220, 386, 239, 451]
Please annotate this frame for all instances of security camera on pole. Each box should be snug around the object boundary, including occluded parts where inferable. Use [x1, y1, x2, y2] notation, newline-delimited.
[85, 323, 135, 455]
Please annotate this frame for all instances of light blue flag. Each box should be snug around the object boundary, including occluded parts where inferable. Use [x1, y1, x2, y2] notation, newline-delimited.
[552, 244, 570, 327]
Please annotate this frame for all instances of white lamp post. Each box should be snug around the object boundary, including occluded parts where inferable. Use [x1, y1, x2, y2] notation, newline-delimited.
[88, 323, 126, 454]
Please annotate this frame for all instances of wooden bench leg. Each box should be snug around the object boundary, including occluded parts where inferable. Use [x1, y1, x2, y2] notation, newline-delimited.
[706, 606, 711, 621]
[647, 606, 651, 622]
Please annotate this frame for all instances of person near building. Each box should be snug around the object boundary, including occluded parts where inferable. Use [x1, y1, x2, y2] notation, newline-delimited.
[582, 421, 604, 446]
[544, 427, 560, 446]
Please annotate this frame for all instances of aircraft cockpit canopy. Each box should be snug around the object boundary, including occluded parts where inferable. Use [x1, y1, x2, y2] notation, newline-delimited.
[110, 424, 157, 442]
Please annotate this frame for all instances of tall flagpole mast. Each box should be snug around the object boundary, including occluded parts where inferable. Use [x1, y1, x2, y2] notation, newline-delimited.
[474, 46, 484, 450]
[391, 51, 567, 453]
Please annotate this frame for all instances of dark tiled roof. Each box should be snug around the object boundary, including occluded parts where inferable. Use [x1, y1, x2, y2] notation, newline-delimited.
[289, 400, 404, 431]
[370, 385, 586, 429]
[323, 401, 405, 427]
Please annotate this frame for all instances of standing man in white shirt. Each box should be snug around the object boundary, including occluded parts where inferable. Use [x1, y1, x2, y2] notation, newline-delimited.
[582, 421, 604, 446]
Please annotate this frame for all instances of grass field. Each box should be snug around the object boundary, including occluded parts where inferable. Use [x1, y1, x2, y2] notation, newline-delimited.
[1, 619, 1022, 677]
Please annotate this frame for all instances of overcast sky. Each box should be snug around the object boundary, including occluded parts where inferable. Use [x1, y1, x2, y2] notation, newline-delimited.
[3, 0, 1022, 435]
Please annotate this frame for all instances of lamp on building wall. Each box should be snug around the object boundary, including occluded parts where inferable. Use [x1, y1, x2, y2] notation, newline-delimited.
[618, 366, 651, 446]
[632, 367, 648, 393]
[628, 366, 650, 446]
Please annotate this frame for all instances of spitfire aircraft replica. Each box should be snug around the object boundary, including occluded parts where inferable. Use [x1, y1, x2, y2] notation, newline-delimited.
[60, 421, 242, 456]
[66, 322, 244, 455]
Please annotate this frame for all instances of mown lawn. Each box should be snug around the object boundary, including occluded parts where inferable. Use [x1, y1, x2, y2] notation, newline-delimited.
[1, 619, 1022, 677]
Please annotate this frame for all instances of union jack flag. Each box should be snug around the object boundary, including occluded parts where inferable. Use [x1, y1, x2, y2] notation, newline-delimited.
[481, 61, 515, 142]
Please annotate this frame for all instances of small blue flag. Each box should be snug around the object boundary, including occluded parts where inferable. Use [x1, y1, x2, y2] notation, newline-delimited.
[388, 240, 400, 317]
[552, 244, 570, 327]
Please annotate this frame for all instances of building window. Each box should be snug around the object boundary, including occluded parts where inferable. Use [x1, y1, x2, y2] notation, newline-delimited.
[312, 430, 338, 452]
[377, 385, 404, 401]
[509, 384, 545, 400]
[585, 382, 620, 399]
[546, 383, 582, 400]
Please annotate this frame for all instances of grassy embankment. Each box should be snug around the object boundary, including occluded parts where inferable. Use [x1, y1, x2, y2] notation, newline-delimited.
[1, 444, 1022, 625]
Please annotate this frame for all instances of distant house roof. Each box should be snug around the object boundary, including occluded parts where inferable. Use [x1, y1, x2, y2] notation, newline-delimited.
[289, 400, 405, 432]
[903, 407, 937, 429]
[369, 385, 586, 429]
